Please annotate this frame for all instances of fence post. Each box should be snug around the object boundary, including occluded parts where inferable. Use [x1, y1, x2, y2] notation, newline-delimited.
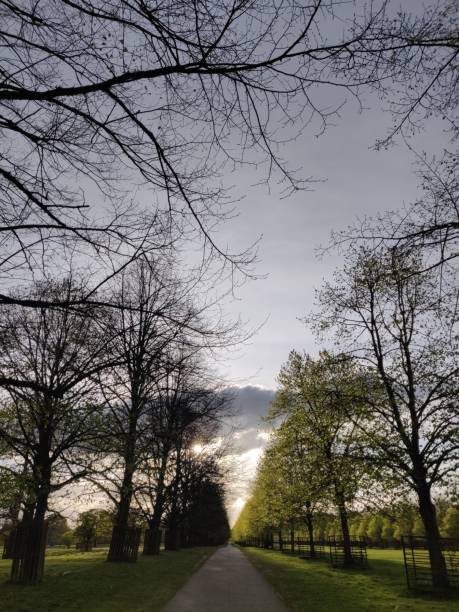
[401, 536, 410, 589]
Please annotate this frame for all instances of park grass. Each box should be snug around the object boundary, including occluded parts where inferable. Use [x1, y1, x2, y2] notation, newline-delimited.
[243, 547, 459, 612]
[0, 545, 217, 612]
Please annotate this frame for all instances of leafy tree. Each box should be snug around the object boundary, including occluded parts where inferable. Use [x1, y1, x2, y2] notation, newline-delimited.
[61, 530, 75, 549]
[381, 517, 394, 544]
[47, 515, 70, 546]
[442, 507, 459, 539]
[92, 510, 114, 546]
[177, 456, 230, 547]
[393, 509, 414, 543]
[73, 509, 114, 550]
[349, 517, 361, 538]
[256, 413, 337, 555]
[367, 515, 383, 544]
[357, 514, 370, 540]
[231, 506, 247, 543]
[0, 461, 26, 527]
[313, 245, 458, 588]
[269, 351, 370, 565]
[74, 511, 98, 552]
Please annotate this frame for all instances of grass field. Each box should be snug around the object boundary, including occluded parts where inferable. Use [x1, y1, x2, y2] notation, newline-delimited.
[243, 547, 459, 612]
[0, 546, 216, 612]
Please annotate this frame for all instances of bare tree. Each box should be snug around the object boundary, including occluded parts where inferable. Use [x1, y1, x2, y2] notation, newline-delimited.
[1, 0, 457, 304]
[0, 278, 113, 582]
[330, 149, 458, 276]
[138, 360, 227, 554]
[88, 256, 233, 561]
[349, 1, 458, 147]
[174, 451, 230, 548]
[136, 355, 206, 556]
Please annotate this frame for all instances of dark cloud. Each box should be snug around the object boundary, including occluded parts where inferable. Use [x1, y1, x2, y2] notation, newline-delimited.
[224, 385, 276, 430]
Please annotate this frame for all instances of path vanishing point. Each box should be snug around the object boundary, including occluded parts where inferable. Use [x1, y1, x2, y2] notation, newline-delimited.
[161, 544, 288, 612]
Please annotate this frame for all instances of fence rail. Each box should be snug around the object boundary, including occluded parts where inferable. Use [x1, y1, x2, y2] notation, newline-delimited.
[328, 536, 368, 567]
[296, 538, 328, 560]
[236, 534, 368, 567]
[107, 526, 141, 562]
[401, 535, 459, 591]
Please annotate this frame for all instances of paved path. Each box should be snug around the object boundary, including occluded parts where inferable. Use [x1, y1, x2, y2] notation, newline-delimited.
[161, 544, 288, 612]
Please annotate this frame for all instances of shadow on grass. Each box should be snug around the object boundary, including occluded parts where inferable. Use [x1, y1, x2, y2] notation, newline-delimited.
[366, 551, 459, 603]
[0, 546, 217, 612]
[243, 547, 459, 612]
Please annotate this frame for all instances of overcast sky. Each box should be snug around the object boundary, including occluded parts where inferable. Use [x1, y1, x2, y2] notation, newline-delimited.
[219, 91, 449, 524]
[48, 1, 451, 527]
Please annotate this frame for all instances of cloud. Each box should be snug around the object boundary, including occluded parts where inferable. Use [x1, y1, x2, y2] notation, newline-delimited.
[226, 384, 276, 429]
[54, 385, 278, 528]
[257, 431, 271, 441]
[222, 385, 276, 525]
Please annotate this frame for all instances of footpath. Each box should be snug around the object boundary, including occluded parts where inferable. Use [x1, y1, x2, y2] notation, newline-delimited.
[161, 543, 288, 612]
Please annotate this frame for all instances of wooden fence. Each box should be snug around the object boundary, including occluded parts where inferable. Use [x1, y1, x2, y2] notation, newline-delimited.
[107, 526, 141, 562]
[6, 521, 48, 583]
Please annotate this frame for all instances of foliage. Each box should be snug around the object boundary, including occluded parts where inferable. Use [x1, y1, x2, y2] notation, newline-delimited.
[47, 515, 70, 546]
[442, 507, 459, 540]
[269, 351, 371, 509]
[74, 510, 114, 551]
[74, 512, 98, 552]
[234, 496, 459, 548]
[234, 351, 374, 560]
[311, 241, 458, 586]
[61, 531, 75, 549]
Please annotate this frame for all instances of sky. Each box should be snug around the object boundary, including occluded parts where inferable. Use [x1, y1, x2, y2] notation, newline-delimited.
[52, 100, 447, 527]
[56, 91, 447, 526]
[217, 95, 449, 525]
[25, 0, 450, 528]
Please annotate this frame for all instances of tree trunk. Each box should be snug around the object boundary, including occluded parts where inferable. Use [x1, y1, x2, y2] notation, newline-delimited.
[165, 445, 182, 552]
[143, 524, 162, 555]
[108, 403, 138, 563]
[290, 527, 295, 553]
[305, 502, 315, 558]
[336, 490, 352, 566]
[143, 449, 169, 555]
[107, 455, 135, 561]
[278, 529, 283, 551]
[10, 483, 49, 584]
[164, 521, 180, 551]
[416, 480, 449, 589]
[143, 513, 162, 555]
[180, 523, 192, 548]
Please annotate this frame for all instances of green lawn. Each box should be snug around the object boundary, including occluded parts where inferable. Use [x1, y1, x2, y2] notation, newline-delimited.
[0, 546, 217, 612]
[243, 547, 459, 612]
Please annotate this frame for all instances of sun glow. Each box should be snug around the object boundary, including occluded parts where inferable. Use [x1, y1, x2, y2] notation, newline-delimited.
[234, 497, 246, 510]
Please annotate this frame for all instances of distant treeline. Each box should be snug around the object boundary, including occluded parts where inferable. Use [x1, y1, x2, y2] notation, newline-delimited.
[232, 501, 459, 547]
